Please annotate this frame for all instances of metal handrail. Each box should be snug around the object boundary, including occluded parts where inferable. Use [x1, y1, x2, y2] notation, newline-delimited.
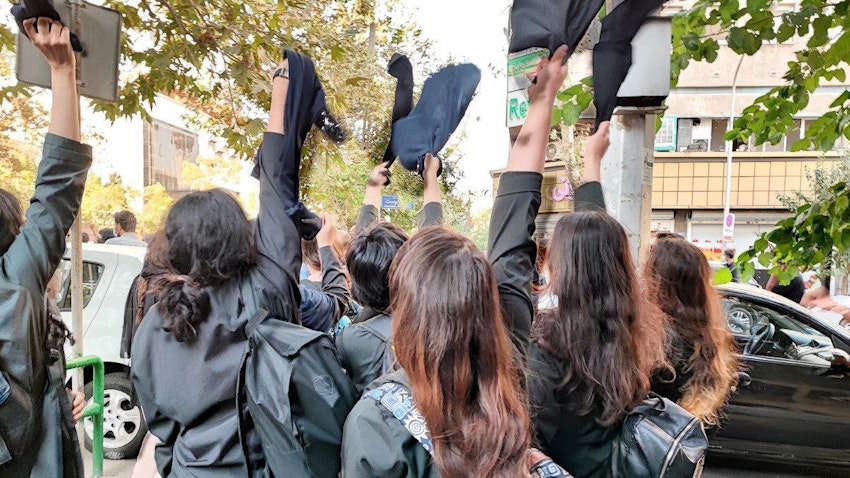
[66, 356, 104, 478]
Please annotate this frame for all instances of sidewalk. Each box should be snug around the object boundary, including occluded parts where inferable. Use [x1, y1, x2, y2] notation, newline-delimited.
[82, 449, 134, 478]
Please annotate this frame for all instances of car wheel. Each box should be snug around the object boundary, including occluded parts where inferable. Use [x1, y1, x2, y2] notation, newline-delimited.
[83, 372, 147, 460]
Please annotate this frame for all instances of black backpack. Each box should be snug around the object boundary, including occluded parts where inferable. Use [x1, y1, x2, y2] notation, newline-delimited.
[610, 394, 707, 478]
[237, 307, 357, 478]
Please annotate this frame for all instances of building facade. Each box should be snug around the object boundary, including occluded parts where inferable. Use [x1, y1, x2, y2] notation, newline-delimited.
[494, 0, 848, 259]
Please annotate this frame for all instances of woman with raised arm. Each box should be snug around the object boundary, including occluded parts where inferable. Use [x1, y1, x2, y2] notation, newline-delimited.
[131, 52, 319, 476]
[0, 18, 91, 477]
[646, 234, 739, 427]
[340, 47, 575, 478]
[481, 44, 662, 478]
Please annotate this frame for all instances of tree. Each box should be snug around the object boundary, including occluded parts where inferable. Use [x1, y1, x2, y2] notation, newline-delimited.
[181, 155, 258, 216]
[301, 137, 472, 232]
[138, 182, 173, 234]
[0, 0, 431, 159]
[0, 54, 44, 206]
[80, 173, 135, 230]
[555, 0, 850, 155]
[1, 0, 471, 236]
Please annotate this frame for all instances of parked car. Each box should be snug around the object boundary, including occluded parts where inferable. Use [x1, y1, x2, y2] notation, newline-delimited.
[59, 243, 146, 459]
[713, 283, 850, 472]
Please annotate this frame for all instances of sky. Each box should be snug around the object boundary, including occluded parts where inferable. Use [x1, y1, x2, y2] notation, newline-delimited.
[407, 0, 513, 209]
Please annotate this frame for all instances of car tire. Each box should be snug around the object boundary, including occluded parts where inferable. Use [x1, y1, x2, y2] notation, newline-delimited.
[83, 372, 147, 460]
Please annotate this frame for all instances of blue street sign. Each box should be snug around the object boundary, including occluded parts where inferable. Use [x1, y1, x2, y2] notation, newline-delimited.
[381, 195, 400, 209]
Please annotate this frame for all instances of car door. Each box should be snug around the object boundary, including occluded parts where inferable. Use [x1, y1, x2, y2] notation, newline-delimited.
[715, 295, 850, 467]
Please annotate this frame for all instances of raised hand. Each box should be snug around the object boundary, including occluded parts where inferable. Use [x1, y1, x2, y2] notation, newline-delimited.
[527, 45, 569, 104]
[23, 18, 74, 72]
[367, 162, 391, 188]
[316, 214, 338, 249]
[582, 121, 610, 183]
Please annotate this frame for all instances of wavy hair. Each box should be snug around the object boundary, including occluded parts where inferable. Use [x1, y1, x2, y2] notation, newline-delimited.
[390, 227, 530, 478]
[533, 211, 667, 427]
[0, 188, 24, 255]
[646, 235, 739, 426]
[157, 189, 255, 343]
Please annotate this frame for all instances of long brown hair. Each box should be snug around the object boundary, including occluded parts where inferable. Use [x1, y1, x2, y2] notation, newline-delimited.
[646, 235, 739, 426]
[533, 211, 667, 427]
[389, 227, 530, 478]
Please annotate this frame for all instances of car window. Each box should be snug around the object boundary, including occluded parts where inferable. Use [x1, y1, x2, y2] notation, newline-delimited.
[59, 259, 105, 310]
[722, 296, 835, 366]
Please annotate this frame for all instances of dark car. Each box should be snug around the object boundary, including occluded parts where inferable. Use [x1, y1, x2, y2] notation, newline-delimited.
[713, 283, 850, 472]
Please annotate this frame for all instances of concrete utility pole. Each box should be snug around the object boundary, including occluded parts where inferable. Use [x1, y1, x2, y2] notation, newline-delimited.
[599, 0, 671, 265]
[600, 110, 661, 265]
[69, 0, 85, 397]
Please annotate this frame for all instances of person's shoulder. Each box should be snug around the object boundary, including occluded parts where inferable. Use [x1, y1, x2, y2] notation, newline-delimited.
[336, 321, 381, 349]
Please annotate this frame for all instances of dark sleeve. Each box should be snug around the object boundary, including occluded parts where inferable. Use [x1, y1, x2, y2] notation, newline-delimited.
[731, 267, 741, 283]
[250, 132, 302, 319]
[487, 171, 543, 355]
[298, 246, 349, 331]
[573, 181, 606, 212]
[0, 134, 92, 293]
[120, 276, 142, 359]
[415, 202, 444, 229]
[318, 246, 350, 322]
[354, 205, 379, 234]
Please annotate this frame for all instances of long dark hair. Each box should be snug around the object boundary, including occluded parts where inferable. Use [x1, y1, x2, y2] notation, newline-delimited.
[646, 235, 739, 426]
[157, 189, 255, 343]
[533, 211, 666, 427]
[390, 227, 530, 478]
[0, 189, 24, 255]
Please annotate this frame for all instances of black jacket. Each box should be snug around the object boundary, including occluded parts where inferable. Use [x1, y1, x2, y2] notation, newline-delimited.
[131, 132, 302, 477]
[337, 202, 444, 397]
[341, 370, 438, 477]
[299, 245, 350, 332]
[0, 134, 91, 477]
[335, 309, 392, 395]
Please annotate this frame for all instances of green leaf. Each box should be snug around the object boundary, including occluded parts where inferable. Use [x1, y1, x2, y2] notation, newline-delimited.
[740, 261, 756, 283]
[754, 238, 769, 252]
[714, 267, 733, 285]
[560, 104, 582, 125]
[842, 229, 850, 250]
[758, 252, 774, 268]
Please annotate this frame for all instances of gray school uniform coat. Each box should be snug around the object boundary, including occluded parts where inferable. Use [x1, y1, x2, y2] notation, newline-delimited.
[0, 134, 92, 477]
[131, 132, 303, 477]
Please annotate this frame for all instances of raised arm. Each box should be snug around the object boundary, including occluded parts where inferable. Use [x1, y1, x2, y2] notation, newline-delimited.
[250, 57, 302, 317]
[299, 216, 350, 331]
[0, 18, 91, 292]
[416, 153, 444, 229]
[488, 46, 570, 354]
[354, 162, 390, 233]
[572, 122, 610, 212]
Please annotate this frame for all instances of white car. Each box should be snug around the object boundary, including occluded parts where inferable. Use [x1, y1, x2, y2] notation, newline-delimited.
[59, 243, 146, 459]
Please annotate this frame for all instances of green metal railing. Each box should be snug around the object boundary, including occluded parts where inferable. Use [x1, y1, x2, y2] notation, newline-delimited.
[66, 356, 104, 478]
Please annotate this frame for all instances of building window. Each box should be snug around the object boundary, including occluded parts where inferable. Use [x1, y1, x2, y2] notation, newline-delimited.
[143, 120, 200, 193]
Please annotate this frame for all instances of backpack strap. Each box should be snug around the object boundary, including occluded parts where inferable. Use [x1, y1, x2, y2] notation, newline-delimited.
[364, 382, 434, 456]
